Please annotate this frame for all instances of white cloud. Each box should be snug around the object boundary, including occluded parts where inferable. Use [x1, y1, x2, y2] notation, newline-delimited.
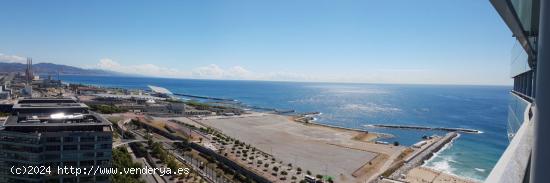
[96, 58, 189, 77]
[0, 53, 26, 63]
[191, 64, 225, 78]
[97, 58, 121, 68]
[93, 58, 329, 82]
[93, 58, 507, 85]
[227, 66, 252, 78]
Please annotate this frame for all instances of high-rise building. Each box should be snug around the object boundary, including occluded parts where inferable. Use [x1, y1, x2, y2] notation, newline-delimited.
[0, 98, 113, 183]
[25, 58, 33, 84]
[488, 0, 549, 182]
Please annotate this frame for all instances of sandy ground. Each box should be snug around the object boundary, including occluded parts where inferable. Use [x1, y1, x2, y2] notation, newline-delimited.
[199, 114, 402, 182]
[405, 167, 478, 183]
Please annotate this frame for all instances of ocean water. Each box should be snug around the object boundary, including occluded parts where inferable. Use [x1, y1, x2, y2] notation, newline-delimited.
[60, 75, 510, 181]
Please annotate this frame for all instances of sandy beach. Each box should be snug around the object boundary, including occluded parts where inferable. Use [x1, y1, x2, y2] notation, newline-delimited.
[404, 167, 479, 183]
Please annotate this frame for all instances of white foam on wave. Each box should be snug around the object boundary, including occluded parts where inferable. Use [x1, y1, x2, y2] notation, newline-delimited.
[430, 159, 454, 173]
[474, 168, 486, 172]
[422, 133, 486, 182]
[423, 133, 461, 173]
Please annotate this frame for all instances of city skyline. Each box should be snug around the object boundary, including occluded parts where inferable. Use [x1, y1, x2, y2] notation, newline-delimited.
[0, 0, 514, 85]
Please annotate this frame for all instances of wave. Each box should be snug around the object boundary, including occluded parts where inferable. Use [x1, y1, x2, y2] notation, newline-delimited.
[475, 168, 486, 172]
[341, 103, 401, 113]
[423, 133, 461, 173]
[423, 133, 485, 182]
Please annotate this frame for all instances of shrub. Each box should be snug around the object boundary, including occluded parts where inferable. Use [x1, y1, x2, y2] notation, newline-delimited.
[89, 104, 127, 114]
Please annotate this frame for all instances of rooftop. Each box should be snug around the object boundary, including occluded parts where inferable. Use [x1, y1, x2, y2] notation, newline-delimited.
[17, 97, 78, 104]
[4, 113, 110, 127]
[1, 98, 111, 132]
[13, 103, 88, 109]
[148, 85, 173, 95]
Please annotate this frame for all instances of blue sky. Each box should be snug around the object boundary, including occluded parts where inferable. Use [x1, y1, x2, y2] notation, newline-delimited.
[0, 0, 514, 85]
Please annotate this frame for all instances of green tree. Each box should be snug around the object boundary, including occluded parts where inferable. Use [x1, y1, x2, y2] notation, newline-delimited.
[111, 147, 145, 183]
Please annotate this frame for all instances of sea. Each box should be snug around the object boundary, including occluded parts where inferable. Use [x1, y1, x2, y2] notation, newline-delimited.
[59, 75, 510, 181]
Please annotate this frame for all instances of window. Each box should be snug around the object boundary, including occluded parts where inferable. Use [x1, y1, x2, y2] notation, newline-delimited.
[63, 153, 78, 159]
[63, 145, 77, 151]
[80, 160, 95, 166]
[45, 162, 60, 168]
[45, 178, 61, 183]
[64, 161, 77, 167]
[97, 136, 111, 142]
[98, 144, 111, 149]
[44, 154, 60, 160]
[97, 160, 110, 166]
[82, 152, 95, 158]
[80, 136, 95, 142]
[46, 137, 61, 143]
[96, 176, 109, 182]
[63, 177, 77, 183]
[63, 137, 75, 143]
[80, 144, 94, 150]
[79, 176, 94, 183]
[45, 145, 60, 151]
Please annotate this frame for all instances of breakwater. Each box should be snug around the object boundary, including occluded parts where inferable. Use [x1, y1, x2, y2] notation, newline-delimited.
[309, 122, 394, 139]
[367, 124, 481, 134]
[385, 132, 459, 180]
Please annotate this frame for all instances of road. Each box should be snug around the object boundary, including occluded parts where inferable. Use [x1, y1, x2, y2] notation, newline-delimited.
[115, 116, 221, 183]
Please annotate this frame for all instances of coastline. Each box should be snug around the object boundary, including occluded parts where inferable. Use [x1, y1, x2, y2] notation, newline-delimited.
[405, 166, 479, 183]
[422, 134, 483, 182]
[60, 76, 504, 181]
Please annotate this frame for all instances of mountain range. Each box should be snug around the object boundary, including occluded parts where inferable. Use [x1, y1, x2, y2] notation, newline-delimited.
[0, 62, 122, 76]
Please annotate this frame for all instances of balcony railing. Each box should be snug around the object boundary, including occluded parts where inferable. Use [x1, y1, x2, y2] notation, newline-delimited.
[486, 92, 533, 183]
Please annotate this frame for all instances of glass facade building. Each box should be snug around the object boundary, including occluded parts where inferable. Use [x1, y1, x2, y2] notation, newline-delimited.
[488, 0, 549, 182]
[0, 98, 112, 183]
[494, 0, 540, 140]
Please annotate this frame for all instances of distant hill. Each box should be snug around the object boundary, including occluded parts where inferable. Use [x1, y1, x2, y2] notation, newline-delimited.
[0, 62, 123, 76]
